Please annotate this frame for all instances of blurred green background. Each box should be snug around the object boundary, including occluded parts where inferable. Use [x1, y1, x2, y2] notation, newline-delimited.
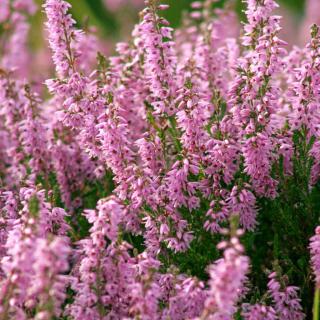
[31, 0, 310, 53]
[64, 0, 306, 32]
[34, 0, 307, 37]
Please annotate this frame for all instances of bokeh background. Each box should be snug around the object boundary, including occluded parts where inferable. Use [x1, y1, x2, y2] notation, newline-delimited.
[38, 0, 307, 32]
[31, 0, 312, 44]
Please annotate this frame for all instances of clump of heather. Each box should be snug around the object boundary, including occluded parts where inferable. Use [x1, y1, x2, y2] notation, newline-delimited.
[1, 0, 320, 318]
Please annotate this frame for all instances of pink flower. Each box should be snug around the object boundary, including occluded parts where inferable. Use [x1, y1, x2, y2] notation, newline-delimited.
[43, 0, 80, 77]
[268, 272, 305, 320]
[137, 2, 177, 116]
[242, 303, 277, 320]
[163, 277, 206, 320]
[204, 230, 249, 318]
[310, 226, 320, 288]
[227, 186, 257, 231]
[28, 237, 70, 318]
[0, 0, 10, 23]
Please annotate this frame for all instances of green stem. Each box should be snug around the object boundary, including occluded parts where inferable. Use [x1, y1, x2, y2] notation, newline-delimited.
[168, 116, 182, 153]
[313, 287, 320, 320]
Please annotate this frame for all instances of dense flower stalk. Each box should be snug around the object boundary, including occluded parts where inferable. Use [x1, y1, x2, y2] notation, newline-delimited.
[242, 304, 277, 320]
[290, 24, 320, 139]
[203, 228, 249, 319]
[0, 0, 37, 77]
[27, 237, 70, 319]
[68, 197, 133, 318]
[229, 0, 286, 198]
[138, 0, 177, 116]
[268, 272, 305, 320]
[43, 0, 79, 77]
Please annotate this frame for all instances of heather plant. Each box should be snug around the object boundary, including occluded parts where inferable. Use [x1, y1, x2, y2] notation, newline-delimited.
[1, 0, 320, 319]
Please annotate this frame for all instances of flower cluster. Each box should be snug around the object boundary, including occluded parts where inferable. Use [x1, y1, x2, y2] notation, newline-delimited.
[1, 0, 320, 318]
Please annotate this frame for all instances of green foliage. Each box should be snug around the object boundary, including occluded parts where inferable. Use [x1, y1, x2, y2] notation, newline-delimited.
[28, 195, 40, 218]
[71, 171, 115, 240]
[242, 129, 320, 318]
[63, 0, 307, 34]
[164, 204, 220, 279]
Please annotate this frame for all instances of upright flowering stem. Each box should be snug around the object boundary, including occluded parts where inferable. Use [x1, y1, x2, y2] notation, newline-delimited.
[291, 25, 320, 187]
[290, 24, 320, 139]
[267, 272, 304, 320]
[29, 237, 70, 320]
[0, 71, 28, 186]
[194, 1, 239, 101]
[138, 0, 176, 116]
[230, 0, 286, 198]
[202, 223, 249, 319]
[68, 196, 137, 319]
[43, 0, 78, 77]
[0, 0, 37, 78]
